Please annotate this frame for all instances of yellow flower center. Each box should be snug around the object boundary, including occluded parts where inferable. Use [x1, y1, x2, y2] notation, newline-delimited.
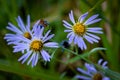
[30, 40, 43, 51]
[72, 22, 86, 36]
[23, 32, 31, 39]
[93, 73, 102, 80]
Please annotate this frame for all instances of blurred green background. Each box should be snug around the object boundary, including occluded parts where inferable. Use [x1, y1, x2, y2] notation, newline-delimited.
[0, 0, 120, 80]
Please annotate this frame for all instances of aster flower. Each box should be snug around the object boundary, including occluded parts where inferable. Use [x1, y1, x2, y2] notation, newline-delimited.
[4, 15, 48, 45]
[63, 10, 103, 50]
[12, 25, 58, 67]
[4, 15, 32, 45]
[75, 59, 110, 80]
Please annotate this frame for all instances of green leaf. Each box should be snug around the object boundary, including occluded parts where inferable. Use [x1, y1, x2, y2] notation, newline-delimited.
[0, 59, 60, 80]
[89, 47, 106, 54]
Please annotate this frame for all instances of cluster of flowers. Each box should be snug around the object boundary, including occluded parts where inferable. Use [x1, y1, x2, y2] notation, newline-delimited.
[4, 15, 58, 67]
[4, 10, 109, 79]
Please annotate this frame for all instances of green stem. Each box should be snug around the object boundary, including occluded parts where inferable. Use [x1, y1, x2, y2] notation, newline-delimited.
[60, 46, 77, 55]
[88, 0, 105, 13]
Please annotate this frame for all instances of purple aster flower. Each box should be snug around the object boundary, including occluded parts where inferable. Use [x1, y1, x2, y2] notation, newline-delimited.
[4, 15, 32, 45]
[63, 10, 103, 50]
[12, 25, 58, 67]
[75, 59, 110, 80]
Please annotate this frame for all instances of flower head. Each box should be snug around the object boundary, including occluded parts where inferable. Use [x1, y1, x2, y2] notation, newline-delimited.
[4, 15, 58, 67]
[75, 59, 110, 80]
[4, 15, 32, 43]
[4, 15, 49, 45]
[63, 10, 103, 50]
[12, 25, 58, 67]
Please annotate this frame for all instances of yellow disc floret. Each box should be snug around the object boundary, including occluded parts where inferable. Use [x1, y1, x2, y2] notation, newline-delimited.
[23, 32, 31, 39]
[93, 73, 102, 80]
[72, 22, 86, 36]
[30, 40, 43, 51]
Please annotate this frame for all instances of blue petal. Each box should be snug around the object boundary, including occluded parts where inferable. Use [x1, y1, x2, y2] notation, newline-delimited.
[39, 27, 44, 38]
[42, 30, 51, 40]
[32, 20, 40, 33]
[69, 10, 75, 24]
[7, 23, 22, 34]
[16, 16, 26, 32]
[26, 15, 30, 30]
[68, 33, 75, 44]
[18, 51, 32, 64]
[87, 29, 103, 34]
[85, 19, 101, 25]
[84, 35, 99, 43]
[74, 35, 78, 44]
[27, 53, 36, 65]
[41, 50, 51, 61]
[34, 53, 39, 66]
[78, 12, 88, 23]
[63, 23, 72, 29]
[77, 68, 92, 76]
[102, 61, 108, 68]
[75, 75, 91, 80]
[84, 14, 99, 25]
[78, 37, 87, 50]
[67, 32, 73, 38]
[43, 34, 54, 42]
[103, 77, 110, 80]
[64, 29, 72, 32]
[63, 20, 72, 27]
[32, 53, 37, 67]
[98, 59, 103, 65]
[86, 33, 100, 40]
[87, 27, 102, 31]
[44, 42, 58, 48]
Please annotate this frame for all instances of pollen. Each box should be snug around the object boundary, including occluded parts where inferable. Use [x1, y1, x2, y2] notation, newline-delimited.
[72, 22, 86, 36]
[93, 73, 102, 80]
[30, 40, 43, 51]
[23, 32, 31, 39]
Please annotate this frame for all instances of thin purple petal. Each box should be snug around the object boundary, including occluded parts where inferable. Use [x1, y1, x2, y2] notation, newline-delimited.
[69, 10, 75, 24]
[44, 42, 58, 48]
[87, 27, 102, 31]
[87, 29, 103, 34]
[86, 33, 100, 40]
[41, 50, 51, 61]
[84, 35, 99, 43]
[63, 23, 72, 29]
[78, 12, 88, 23]
[77, 37, 87, 50]
[43, 34, 54, 42]
[27, 53, 35, 65]
[77, 68, 92, 76]
[75, 75, 91, 80]
[64, 29, 72, 32]
[85, 19, 101, 25]
[16, 16, 26, 32]
[68, 33, 75, 44]
[84, 14, 99, 25]
[63, 20, 72, 27]
[67, 32, 73, 38]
